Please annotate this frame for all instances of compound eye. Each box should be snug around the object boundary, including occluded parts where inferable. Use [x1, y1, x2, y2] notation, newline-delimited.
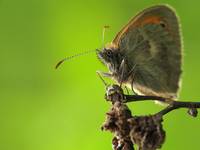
[106, 50, 112, 57]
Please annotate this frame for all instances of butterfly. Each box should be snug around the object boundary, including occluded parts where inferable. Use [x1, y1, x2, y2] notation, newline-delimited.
[97, 5, 182, 99]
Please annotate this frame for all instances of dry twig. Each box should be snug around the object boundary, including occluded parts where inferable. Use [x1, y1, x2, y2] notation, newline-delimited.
[102, 84, 200, 150]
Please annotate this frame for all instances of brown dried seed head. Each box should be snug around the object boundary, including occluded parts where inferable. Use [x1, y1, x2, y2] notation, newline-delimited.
[129, 115, 165, 150]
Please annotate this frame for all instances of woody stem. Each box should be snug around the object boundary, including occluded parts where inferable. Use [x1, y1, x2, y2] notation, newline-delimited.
[124, 94, 200, 116]
[156, 101, 200, 116]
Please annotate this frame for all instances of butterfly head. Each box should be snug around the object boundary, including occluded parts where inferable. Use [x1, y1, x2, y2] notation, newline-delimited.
[96, 47, 123, 73]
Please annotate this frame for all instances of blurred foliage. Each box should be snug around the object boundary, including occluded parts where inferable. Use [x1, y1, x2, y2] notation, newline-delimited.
[0, 0, 200, 150]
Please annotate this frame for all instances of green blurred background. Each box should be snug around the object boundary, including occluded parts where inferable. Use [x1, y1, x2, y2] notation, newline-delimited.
[0, 0, 200, 149]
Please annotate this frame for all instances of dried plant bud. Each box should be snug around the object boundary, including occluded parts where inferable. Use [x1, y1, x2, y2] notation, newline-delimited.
[122, 140, 134, 150]
[128, 115, 165, 150]
[102, 102, 132, 133]
[105, 85, 124, 103]
[112, 137, 134, 150]
[112, 137, 119, 150]
[188, 108, 198, 117]
[102, 101, 133, 150]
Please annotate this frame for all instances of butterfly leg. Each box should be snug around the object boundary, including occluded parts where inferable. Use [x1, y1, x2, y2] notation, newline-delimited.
[119, 59, 125, 85]
[130, 79, 138, 95]
[119, 59, 129, 86]
[124, 86, 129, 95]
[96, 70, 113, 78]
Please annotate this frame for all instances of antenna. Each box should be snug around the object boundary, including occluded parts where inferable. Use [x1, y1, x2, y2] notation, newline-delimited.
[102, 25, 110, 48]
[55, 49, 96, 69]
[55, 26, 110, 69]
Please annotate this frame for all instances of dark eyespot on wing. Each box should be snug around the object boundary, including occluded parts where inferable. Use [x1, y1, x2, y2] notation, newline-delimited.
[160, 21, 166, 28]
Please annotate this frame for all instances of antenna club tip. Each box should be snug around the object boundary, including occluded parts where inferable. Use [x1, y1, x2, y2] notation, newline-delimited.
[55, 59, 64, 69]
[104, 25, 110, 29]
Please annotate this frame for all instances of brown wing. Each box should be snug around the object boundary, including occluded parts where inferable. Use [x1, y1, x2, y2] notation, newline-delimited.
[112, 5, 182, 99]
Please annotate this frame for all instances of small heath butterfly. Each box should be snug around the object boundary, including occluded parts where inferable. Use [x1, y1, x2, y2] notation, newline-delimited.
[97, 4, 182, 99]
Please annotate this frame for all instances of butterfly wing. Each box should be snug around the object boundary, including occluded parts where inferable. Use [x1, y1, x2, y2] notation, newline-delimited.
[112, 5, 182, 99]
